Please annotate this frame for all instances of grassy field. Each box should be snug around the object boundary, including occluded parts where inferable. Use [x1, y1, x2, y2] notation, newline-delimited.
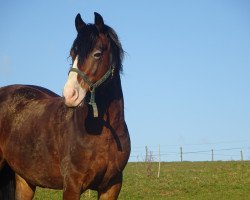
[34, 161, 250, 199]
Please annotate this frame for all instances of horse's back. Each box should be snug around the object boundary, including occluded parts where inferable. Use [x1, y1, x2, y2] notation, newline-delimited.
[0, 84, 62, 137]
[0, 84, 59, 102]
[0, 84, 62, 143]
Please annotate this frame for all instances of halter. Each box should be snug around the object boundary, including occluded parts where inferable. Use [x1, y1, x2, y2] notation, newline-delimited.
[69, 66, 114, 117]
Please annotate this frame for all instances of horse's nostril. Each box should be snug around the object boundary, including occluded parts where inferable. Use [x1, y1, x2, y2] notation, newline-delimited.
[63, 87, 79, 105]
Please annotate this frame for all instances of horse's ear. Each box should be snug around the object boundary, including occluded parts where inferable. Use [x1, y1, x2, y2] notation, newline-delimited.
[75, 13, 86, 32]
[94, 12, 104, 32]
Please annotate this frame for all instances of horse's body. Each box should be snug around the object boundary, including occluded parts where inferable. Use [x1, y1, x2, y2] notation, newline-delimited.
[0, 12, 130, 200]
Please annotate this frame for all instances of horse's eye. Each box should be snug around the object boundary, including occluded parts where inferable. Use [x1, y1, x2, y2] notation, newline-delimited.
[93, 50, 102, 60]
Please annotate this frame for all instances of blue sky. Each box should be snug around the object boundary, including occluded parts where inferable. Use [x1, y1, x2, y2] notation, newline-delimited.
[1, 0, 250, 161]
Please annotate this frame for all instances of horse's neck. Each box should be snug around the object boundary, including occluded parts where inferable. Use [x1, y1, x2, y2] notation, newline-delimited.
[80, 75, 125, 135]
[101, 75, 125, 125]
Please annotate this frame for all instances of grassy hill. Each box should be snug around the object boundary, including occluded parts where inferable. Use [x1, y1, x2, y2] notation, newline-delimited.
[34, 161, 250, 199]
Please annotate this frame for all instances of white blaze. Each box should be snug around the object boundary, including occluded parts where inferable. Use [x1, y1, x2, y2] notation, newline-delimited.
[63, 56, 87, 107]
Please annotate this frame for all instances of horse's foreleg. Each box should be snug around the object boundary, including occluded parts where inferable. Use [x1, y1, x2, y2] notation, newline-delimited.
[63, 188, 81, 200]
[63, 175, 83, 200]
[15, 174, 36, 200]
[98, 174, 122, 200]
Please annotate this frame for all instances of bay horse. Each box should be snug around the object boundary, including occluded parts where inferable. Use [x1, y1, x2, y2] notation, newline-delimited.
[0, 12, 130, 200]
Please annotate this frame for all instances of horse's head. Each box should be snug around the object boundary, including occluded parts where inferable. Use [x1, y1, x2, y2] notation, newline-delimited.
[63, 12, 123, 115]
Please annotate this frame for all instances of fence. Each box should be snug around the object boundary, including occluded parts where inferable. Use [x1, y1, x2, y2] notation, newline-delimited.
[130, 142, 250, 162]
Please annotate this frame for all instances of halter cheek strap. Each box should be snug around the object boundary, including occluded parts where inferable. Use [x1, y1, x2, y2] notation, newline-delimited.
[69, 66, 114, 117]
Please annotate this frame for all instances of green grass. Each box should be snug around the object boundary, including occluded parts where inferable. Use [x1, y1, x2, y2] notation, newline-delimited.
[34, 161, 250, 199]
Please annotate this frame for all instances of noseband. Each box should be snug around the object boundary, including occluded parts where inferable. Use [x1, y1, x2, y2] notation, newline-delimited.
[69, 66, 114, 117]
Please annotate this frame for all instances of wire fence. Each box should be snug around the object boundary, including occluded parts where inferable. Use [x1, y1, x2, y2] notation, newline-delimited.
[129, 141, 250, 162]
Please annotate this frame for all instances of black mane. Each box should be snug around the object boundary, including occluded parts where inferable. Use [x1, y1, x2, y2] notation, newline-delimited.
[70, 24, 124, 73]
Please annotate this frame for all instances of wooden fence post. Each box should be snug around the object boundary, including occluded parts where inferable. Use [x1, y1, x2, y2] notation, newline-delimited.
[157, 145, 161, 178]
[241, 150, 243, 161]
[180, 147, 183, 162]
[145, 146, 148, 162]
[212, 149, 214, 161]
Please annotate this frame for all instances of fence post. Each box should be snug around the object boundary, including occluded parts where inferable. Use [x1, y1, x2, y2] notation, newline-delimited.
[212, 149, 214, 161]
[145, 146, 148, 162]
[180, 147, 183, 162]
[241, 150, 243, 161]
[157, 145, 161, 178]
